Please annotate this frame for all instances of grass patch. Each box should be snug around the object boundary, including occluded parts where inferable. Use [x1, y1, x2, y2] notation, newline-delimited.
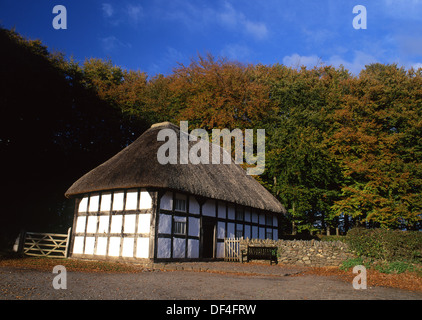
[340, 257, 367, 271]
[340, 257, 422, 276]
[373, 261, 419, 275]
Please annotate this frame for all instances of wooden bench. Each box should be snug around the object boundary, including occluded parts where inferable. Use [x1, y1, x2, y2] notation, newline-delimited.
[241, 246, 278, 265]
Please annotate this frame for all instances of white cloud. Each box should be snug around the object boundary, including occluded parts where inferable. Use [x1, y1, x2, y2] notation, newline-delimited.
[327, 51, 379, 75]
[282, 51, 380, 75]
[100, 36, 132, 52]
[100, 36, 119, 51]
[162, 1, 268, 40]
[162, 1, 215, 30]
[411, 62, 422, 70]
[244, 21, 268, 40]
[101, 3, 143, 26]
[282, 54, 322, 69]
[126, 4, 143, 25]
[165, 47, 185, 64]
[217, 2, 268, 40]
[218, 2, 238, 28]
[102, 3, 114, 18]
[146, 47, 187, 76]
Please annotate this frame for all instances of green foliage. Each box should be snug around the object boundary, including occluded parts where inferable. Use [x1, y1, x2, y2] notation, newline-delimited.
[339, 257, 368, 271]
[318, 235, 346, 242]
[374, 261, 416, 274]
[345, 228, 422, 263]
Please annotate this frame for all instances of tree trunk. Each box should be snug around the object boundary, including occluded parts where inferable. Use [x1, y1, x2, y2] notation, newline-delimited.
[291, 202, 296, 235]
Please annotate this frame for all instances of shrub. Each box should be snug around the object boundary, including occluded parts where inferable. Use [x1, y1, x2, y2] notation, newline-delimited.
[318, 235, 346, 242]
[345, 228, 422, 263]
[340, 257, 365, 271]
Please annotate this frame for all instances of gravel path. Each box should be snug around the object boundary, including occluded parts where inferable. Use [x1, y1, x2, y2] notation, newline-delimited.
[1, 264, 421, 300]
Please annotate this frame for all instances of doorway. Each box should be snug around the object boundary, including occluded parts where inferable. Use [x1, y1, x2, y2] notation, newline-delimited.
[201, 217, 216, 259]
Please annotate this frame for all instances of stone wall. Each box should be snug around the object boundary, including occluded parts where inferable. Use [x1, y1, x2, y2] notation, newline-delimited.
[239, 238, 355, 267]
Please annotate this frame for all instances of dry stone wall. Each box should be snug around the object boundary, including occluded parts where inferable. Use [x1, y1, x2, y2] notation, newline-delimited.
[239, 238, 355, 267]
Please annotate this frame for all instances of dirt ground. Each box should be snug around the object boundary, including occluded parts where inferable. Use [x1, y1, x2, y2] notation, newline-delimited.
[0, 259, 421, 300]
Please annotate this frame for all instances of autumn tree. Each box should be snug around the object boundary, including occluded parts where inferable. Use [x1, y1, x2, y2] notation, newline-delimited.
[262, 65, 347, 234]
[330, 64, 422, 229]
[166, 53, 273, 130]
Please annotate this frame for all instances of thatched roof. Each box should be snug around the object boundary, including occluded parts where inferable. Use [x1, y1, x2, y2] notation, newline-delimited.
[65, 122, 285, 214]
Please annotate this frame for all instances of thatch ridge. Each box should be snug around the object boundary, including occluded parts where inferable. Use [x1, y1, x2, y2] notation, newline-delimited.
[65, 122, 286, 214]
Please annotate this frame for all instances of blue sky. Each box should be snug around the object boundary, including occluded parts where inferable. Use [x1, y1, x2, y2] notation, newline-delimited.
[1, 0, 422, 77]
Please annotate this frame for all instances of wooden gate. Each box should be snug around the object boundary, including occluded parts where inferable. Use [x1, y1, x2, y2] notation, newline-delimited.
[224, 237, 241, 262]
[22, 228, 71, 258]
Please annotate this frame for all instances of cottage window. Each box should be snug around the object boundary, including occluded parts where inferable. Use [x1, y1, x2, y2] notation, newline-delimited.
[266, 230, 272, 239]
[265, 215, 273, 226]
[174, 198, 186, 212]
[173, 221, 186, 235]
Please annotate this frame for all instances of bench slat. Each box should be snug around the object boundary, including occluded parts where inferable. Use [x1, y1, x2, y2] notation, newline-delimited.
[241, 246, 278, 265]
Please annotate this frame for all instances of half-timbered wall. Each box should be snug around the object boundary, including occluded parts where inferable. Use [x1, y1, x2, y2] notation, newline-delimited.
[156, 191, 279, 260]
[71, 188, 280, 261]
[71, 189, 155, 260]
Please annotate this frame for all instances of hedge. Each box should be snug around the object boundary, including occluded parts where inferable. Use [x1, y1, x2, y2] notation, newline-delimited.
[345, 228, 422, 263]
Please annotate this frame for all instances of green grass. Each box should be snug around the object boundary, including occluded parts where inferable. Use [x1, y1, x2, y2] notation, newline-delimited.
[373, 261, 417, 274]
[339, 257, 371, 271]
[340, 257, 422, 276]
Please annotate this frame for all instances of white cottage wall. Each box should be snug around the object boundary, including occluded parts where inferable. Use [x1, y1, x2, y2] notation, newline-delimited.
[136, 238, 150, 258]
[71, 189, 154, 261]
[112, 192, 125, 211]
[88, 194, 99, 212]
[100, 193, 112, 212]
[138, 214, 151, 234]
[98, 216, 109, 233]
[86, 216, 97, 233]
[125, 191, 138, 210]
[96, 237, 107, 255]
[140, 191, 152, 209]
